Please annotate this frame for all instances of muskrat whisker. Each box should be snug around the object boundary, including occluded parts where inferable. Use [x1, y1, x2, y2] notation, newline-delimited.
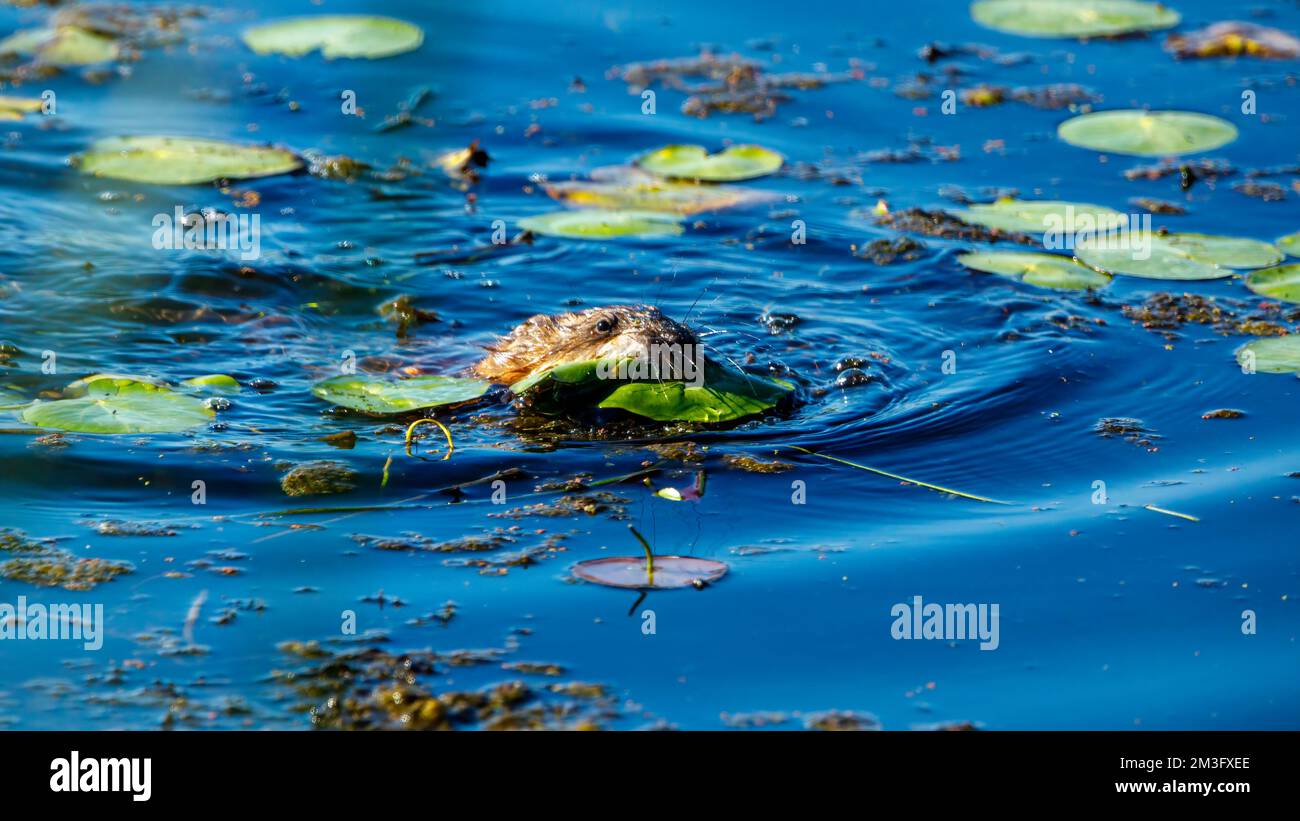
[700, 341, 762, 398]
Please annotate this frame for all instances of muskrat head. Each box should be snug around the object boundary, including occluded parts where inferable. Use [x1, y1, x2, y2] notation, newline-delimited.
[473, 304, 697, 386]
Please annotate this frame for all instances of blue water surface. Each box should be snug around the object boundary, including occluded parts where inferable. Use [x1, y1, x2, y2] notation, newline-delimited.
[0, 0, 1297, 730]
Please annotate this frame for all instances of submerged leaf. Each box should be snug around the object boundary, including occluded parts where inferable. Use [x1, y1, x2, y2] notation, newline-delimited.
[517, 210, 684, 239]
[958, 251, 1111, 291]
[1077, 232, 1282, 279]
[312, 375, 490, 415]
[971, 0, 1180, 39]
[21, 377, 214, 434]
[1058, 110, 1238, 156]
[242, 15, 424, 60]
[78, 136, 303, 185]
[635, 144, 784, 182]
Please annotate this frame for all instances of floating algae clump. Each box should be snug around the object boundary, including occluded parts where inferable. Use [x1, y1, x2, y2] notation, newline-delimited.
[272, 643, 620, 730]
[0, 528, 133, 590]
[1, 555, 133, 590]
[280, 461, 358, 496]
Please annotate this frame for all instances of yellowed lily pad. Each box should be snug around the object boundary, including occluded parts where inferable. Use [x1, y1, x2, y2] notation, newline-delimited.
[1058, 110, 1238, 156]
[958, 251, 1111, 290]
[78, 136, 303, 185]
[0, 96, 43, 121]
[0, 26, 118, 66]
[971, 0, 1180, 39]
[518, 210, 684, 239]
[545, 166, 777, 215]
[243, 16, 423, 60]
[636, 144, 784, 182]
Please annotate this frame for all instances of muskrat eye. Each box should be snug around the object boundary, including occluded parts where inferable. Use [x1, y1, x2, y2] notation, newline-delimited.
[595, 317, 615, 334]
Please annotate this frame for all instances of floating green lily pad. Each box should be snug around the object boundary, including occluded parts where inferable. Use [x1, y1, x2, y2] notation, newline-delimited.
[1278, 232, 1300, 258]
[572, 556, 728, 589]
[0, 26, 119, 66]
[312, 374, 490, 415]
[635, 144, 784, 182]
[1077, 232, 1282, 279]
[518, 210, 684, 239]
[971, 0, 1180, 39]
[0, 96, 43, 121]
[545, 166, 777, 215]
[953, 199, 1126, 234]
[22, 377, 215, 434]
[1245, 264, 1300, 303]
[78, 136, 303, 185]
[1236, 337, 1300, 374]
[1058, 110, 1237, 156]
[242, 15, 424, 59]
[958, 251, 1112, 290]
[182, 374, 240, 392]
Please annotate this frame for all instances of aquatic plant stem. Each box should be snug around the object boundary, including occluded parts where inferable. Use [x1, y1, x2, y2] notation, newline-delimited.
[628, 525, 655, 585]
[1144, 504, 1200, 522]
[785, 445, 1009, 504]
[404, 417, 453, 460]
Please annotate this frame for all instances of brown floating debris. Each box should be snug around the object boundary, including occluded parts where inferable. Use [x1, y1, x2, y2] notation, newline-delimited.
[1166, 22, 1300, 61]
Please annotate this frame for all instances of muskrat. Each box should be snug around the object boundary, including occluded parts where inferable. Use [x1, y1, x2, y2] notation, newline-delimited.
[473, 304, 697, 386]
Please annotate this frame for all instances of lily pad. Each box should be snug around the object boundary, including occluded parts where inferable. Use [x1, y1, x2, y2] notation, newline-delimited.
[635, 144, 784, 182]
[958, 251, 1112, 290]
[511, 357, 792, 422]
[312, 374, 490, 415]
[182, 374, 240, 392]
[517, 210, 684, 239]
[971, 0, 1180, 39]
[242, 16, 424, 60]
[545, 166, 777, 215]
[1278, 231, 1300, 258]
[0, 26, 119, 66]
[953, 199, 1126, 234]
[1076, 232, 1283, 279]
[78, 136, 303, 185]
[1058, 110, 1238, 156]
[1236, 337, 1300, 374]
[572, 556, 728, 589]
[0, 96, 43, 121]
[22, 377, 215, 434]
[597, 361, 794, 422]
[1245, 264, 1300, 303]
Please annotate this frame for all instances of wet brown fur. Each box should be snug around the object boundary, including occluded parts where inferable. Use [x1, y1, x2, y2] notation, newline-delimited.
[473, 304, 695, 385]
